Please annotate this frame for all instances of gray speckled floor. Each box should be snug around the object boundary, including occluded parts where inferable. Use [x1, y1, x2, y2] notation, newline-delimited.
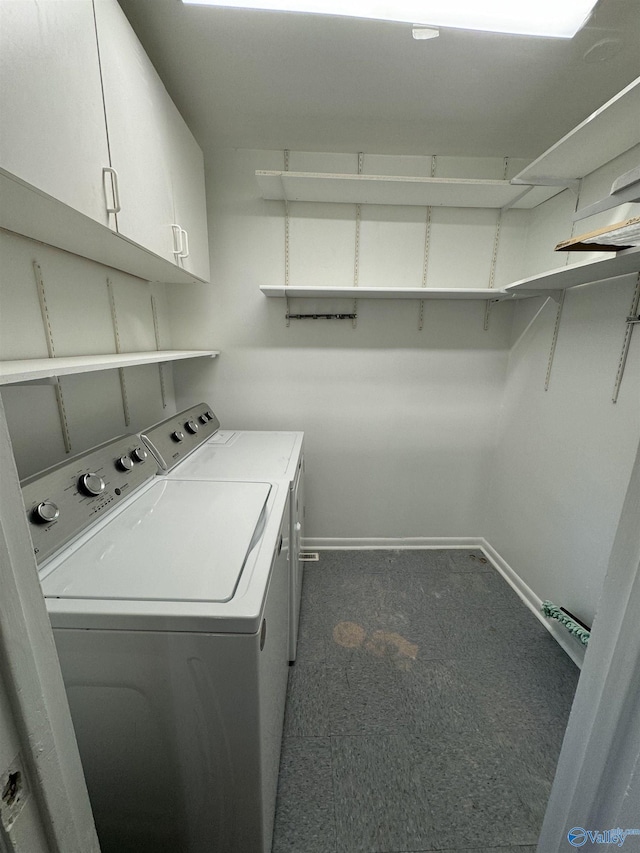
[271, 549, 579, 853]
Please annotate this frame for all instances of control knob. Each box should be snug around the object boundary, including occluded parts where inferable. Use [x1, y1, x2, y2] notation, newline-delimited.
[205, 411, 214, 420]
[131, 446, 148, 463]
[199, 415, 208, 425]
[32, 501, 60, 524]
[78, 472, 106, 497]
[116, 455, 134, 472]
[172, 430, 184, 443]
[185, 420, 199, 434]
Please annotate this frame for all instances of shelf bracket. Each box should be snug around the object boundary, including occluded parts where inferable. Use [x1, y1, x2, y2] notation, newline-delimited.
[545, 177, 584, 389]
[151, 295, 167, 409]
[612, 274, 640, 403]
[544, 289, 564, 304]
[483, 301, 493, 331]
[511, 176, 580, 193]
[419, 155, 437, 331]
[6, 376, 60, 387]
[33, 261, 72, 453]
[545, 291, 566, 392]
[107, 280, 131, 427]
[511, 288, 563, 303]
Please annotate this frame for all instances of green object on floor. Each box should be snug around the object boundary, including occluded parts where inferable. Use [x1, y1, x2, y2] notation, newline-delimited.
[542, 601, 590, 646]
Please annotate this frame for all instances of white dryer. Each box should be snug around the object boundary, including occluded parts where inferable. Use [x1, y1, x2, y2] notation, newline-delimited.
[141, 404, 305, 661]
[22, 432, 290, 853]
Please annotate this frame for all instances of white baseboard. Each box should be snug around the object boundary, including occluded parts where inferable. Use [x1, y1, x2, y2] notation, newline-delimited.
[480, 538, 585, 669]
[302, 536, 485, 550]
[301, 536, 585, 669]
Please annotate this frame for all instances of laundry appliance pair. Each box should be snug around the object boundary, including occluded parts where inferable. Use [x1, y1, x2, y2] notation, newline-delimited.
[21, 404, 304, 853]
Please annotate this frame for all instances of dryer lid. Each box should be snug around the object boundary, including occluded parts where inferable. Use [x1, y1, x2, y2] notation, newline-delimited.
[40, 480, 271, 603]
[178, 432, 300, 480]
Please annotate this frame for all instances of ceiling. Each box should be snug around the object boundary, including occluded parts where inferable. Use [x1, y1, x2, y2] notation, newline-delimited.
[118, 0, 640, 160]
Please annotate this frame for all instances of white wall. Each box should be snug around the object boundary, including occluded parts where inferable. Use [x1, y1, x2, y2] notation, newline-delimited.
[168, 148, 532, 539]
[484, 146, 640, 628]
[0, 230, 176, 479]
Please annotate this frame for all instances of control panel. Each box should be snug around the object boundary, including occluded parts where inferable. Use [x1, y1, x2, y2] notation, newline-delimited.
[21, 435, 157, 565]
[140, 403, 220, 471]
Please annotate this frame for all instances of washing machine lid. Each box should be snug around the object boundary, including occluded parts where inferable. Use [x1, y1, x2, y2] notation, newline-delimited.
[177, 432, 299, 480]
[41, 480, 271, 603]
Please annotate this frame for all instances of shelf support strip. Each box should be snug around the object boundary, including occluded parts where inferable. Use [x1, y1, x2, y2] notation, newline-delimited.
[33, 261, 71, 453]
[484, 158, 509, 331]
[352, 152, 364, 329]
[107, 280, 131, 427]
[151, 295, 167, 409]
[612, 273, 640, 403]
[284, 149, 291, 327]
[419, 156, 437, 331]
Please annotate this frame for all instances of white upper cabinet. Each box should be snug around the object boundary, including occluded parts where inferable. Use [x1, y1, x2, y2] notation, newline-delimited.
[0, 0, 210, 284]
[0, 0, 110, 225]
[92, 0, 176, 263]
[164, 96, 211, 282]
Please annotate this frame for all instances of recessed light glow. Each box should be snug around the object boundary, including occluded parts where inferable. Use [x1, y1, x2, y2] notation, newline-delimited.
[182, 0, 597, 38]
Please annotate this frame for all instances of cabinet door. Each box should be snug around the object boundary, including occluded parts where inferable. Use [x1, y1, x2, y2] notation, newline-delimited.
[93, 0, 175, 262]
[0, 0, 110, 224]
[164, 98, 211, 282]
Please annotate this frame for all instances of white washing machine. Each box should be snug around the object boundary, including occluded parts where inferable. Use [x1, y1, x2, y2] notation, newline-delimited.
[21, 432, 290, 853]
[141, 403, 305, 661]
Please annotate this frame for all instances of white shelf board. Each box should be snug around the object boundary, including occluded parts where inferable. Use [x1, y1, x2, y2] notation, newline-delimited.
[504, 248, 640, 294]
[512, 75, 640, 186]
[0, 350, 219, 386]
[260, 286, 512, 301]
[257, 170, 540, 209]
[0, 169, 208, 286]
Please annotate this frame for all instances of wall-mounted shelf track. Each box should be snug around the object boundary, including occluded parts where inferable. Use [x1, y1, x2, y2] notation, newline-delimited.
[0, 350, 219, 386]
[511, 75, 640, 187]
[261, 286, 516, 301]
[256, 170, 561, 209]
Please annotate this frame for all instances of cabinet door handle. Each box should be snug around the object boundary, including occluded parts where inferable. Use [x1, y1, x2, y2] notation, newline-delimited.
[180, 228, 190, 259]
[103, 167, 121, 214]
[171, 224, 182, 258]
